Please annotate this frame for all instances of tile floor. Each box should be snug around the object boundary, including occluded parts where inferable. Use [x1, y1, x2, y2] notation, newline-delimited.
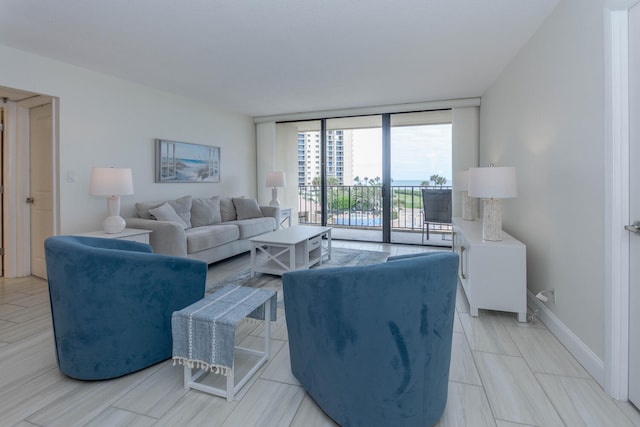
[0, 240, 638, 426]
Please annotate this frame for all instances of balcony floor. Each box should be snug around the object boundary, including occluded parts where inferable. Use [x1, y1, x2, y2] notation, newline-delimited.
[328, 226, 453, 248]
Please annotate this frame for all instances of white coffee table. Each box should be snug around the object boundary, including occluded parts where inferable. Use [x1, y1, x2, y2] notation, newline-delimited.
[249, 225, 332, 277]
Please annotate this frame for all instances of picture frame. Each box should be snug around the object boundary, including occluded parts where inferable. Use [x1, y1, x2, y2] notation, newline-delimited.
[155, 139, 220, 183]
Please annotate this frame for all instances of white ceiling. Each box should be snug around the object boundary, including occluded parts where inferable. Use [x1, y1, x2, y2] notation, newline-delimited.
[0, 0, 560, 117]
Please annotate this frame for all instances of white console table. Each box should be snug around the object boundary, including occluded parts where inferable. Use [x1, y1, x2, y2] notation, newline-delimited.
[76, 228, 151, 244]
[452, 218, 527, 322]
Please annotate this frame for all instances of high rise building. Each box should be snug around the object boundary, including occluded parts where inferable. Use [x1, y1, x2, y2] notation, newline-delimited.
[297, 130, 353, 186]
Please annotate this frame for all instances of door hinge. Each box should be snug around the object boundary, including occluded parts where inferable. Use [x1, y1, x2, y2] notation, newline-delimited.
[0, 248, 4, 256]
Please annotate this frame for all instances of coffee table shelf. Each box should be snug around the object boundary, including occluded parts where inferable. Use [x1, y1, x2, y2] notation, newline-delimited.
[249, 226, 331, 277]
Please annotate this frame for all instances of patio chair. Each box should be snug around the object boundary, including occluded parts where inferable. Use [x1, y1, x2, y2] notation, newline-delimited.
[421, 188, 452, 243]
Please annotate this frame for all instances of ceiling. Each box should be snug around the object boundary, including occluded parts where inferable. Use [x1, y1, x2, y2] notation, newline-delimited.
[0, 0, 560, 117]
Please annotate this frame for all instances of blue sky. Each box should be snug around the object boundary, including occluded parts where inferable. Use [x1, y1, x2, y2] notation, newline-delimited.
[351, 124, 452, 183]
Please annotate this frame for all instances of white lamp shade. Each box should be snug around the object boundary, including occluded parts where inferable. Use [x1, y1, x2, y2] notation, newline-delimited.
[453, 170, 469, 192]
[89, 167, 134, 196]
[468, 166, 517, 198]
[266, 171, 286, 188]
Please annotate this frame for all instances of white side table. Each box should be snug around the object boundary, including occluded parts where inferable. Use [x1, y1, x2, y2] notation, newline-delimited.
[452, 218, 527, 322]
[279, 208, 292, 229]
[76, 228, 152, 244]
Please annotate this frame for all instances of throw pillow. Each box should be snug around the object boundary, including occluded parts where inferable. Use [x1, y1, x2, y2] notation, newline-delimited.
[220, 197, 237, 222]
[135, 195, 193, 226]
[148, 202, 190, 229]
[191, 196, 222, 227]
[233, 198, 264, 220]
[169, 195, 193, 228]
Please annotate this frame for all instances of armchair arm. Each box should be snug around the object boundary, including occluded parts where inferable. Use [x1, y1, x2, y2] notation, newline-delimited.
[125, 217, 187, 257]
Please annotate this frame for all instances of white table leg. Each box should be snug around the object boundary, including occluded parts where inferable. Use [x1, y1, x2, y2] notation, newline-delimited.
[250, 243, 256, 277]
[264, 298, 271, 359]
[289, 243, 295, 271]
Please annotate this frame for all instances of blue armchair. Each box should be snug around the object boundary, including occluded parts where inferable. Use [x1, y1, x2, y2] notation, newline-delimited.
[44, 236, 207, 380]
[282, 251, 458, 427]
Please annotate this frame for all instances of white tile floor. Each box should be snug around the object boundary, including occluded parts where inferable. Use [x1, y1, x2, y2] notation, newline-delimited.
[0, 240, 639, 426]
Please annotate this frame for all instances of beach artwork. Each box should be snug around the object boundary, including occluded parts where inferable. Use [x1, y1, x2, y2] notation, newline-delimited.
[155, 139, 220, 183]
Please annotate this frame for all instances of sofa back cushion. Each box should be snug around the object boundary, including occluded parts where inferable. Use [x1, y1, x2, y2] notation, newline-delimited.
[220, 197, 237, 222]
[233, 198, 264, 220]
[191, 196, 222, 227]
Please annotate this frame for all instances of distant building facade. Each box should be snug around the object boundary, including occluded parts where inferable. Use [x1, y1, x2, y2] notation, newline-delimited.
[297, 130, 353, 186]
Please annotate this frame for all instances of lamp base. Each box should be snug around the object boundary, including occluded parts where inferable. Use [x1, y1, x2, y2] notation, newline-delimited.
[482, 198, 502, 241]
[269, 187, 280, 207]
[104, 215, 126, 234]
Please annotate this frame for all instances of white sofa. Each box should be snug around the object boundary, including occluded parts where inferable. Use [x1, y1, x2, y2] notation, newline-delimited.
[126, 195, 279, 264]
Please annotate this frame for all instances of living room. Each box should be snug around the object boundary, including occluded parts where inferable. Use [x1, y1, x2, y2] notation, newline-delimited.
[1, 0, 639, 425]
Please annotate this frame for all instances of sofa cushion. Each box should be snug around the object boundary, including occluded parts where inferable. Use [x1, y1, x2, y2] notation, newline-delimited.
[185, 224, 240, 254]
[191, 196, 222, 227]
[220, 197, 237, 222]
[149, 203, 190, 229]
[233, 198, 264, 220]
[136, 195, 193, 227]
[228, 217, 276, 239]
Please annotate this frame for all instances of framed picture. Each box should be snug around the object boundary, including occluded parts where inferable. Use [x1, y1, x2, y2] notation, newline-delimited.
[155, 139, 220, 183]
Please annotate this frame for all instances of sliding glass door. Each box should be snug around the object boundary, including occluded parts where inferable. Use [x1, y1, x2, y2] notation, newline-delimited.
[325, 116, 383, 242]
[390, 111, 452, 245]
[280, 110, 452, 246]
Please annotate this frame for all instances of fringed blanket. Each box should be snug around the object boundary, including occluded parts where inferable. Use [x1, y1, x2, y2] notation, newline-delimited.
[172, 285, 277, 376]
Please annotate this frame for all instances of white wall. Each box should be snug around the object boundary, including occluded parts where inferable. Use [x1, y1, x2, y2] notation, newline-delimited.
[480, 0, 606, 360]
[0, 43, 255, 234]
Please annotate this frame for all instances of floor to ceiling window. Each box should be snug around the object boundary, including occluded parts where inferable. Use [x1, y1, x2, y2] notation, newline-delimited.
[277, 109, 452, 246]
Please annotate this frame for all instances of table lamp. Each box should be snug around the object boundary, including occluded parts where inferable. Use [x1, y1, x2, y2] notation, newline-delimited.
[266, 171, 286, 207]
[468, 166, 517, 241]
[453, 169, 474, 221]
[90, 167, 134, 233]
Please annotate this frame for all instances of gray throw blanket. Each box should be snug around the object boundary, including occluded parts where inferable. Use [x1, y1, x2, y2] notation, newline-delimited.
[172, 285, 277, 376]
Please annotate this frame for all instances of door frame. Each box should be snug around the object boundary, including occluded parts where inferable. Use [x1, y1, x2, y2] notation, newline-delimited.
[604, 0, 640, 400]
[3, 96, 59, 278]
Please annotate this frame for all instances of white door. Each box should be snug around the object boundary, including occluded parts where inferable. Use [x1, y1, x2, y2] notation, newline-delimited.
[0, 108, 3, 277]
[29, 103, 53, 279]
[629, 1, 640, 408]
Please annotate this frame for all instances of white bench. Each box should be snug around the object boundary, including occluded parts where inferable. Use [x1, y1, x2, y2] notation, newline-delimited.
[172, 285, 277, 401]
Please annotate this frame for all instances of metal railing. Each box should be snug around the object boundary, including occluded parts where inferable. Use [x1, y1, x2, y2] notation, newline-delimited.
[297, 184, 452, 233]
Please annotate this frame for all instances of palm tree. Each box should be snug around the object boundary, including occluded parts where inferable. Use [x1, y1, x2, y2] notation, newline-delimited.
[430, 174, 447, 187]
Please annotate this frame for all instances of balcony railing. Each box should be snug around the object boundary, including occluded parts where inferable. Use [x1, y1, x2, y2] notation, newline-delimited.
[297, 184, 452, 233]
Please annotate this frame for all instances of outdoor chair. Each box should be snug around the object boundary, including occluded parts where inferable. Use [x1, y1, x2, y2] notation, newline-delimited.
[421, 188, 452, 243]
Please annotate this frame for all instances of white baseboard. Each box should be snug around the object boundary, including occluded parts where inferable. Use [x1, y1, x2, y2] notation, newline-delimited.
[527, 290, 605, 387]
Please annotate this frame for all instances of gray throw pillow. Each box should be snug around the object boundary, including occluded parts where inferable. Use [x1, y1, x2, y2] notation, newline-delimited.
[148, 202, 190, 229]
[220, 197, 237, 222]
[135, 195, 192, 227]
[233, 198, 264, 220]
[191, 196, 222, 227]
